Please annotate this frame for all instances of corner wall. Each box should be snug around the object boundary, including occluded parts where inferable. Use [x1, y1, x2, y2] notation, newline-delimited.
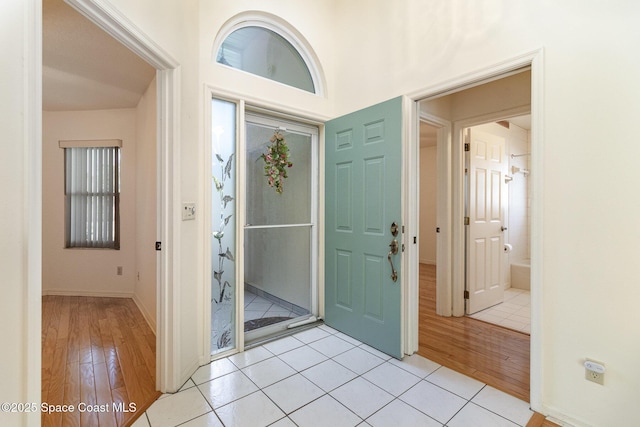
[134, 77, 158, 331]
[419, 145, 437, 265]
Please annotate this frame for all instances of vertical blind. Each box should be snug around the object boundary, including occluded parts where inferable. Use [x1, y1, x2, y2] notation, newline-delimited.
[63, 143, 121, 249]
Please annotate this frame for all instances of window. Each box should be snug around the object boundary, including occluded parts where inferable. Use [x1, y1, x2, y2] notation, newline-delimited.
[61, 140, 121, 249]
[216, 24, 320, 94]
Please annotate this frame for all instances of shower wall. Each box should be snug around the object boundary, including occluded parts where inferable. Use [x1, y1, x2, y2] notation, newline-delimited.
[507, 125, 531, 266]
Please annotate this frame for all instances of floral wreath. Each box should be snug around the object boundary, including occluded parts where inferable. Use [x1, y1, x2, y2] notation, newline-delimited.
[261, 130, 292, 194]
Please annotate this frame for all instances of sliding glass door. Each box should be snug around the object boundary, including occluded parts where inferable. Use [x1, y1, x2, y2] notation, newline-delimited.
[244, 113, 318, 343]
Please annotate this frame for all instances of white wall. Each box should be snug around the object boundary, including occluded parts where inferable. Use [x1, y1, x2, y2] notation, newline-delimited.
[134, 77, 158, 331]
[1, 0, 40, 425]
[42, 109, 138, 296]
[199, 1, 336, 120]
[419, 144, 437, 264]
[106, 0, 202, 384]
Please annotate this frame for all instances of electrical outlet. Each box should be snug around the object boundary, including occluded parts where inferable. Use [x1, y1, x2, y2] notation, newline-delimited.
[584, 358, 605, 385]
[182, 203, 196, 220]
[117, 266, 123, 276]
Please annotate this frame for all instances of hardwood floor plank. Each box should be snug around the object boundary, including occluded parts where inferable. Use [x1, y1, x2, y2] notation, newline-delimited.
[88, 297, 106, 366]
[43, 296, 159, 427]
[111, 387, 133, 427]
[79, 362, 99, 427]
[417, 263, 530, 402]
[100, 318, 126, 391]
[66, 297, 80, 364]
[94, 361, 118, 427]
[61, 361, 80, 427]
[78, 297, 94, 365]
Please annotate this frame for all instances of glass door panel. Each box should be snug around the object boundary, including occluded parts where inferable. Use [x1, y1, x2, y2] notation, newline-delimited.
[211, 98, 237, 355]
[244, 114, 317, 342]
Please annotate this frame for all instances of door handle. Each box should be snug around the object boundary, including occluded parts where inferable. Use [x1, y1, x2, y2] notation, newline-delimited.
[388, 239, 399, 282]
[501, 226, 508, 232]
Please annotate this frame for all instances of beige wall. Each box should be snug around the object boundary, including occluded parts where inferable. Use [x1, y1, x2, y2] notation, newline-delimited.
[419, 145, 437, 265]
[134, 77, 158, 331]
[42, 109, 138, 296]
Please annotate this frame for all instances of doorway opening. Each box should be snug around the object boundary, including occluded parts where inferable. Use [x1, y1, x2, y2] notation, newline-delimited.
[415, 68, 532, 401]
[41, 0, 168, 422]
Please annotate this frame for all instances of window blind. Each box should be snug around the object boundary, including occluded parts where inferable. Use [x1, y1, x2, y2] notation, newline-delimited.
[64, 146, 120, 249]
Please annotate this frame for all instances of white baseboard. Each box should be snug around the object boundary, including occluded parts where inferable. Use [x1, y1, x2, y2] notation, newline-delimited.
[132, 293, 156, 334]
[42, 289, 134, 298]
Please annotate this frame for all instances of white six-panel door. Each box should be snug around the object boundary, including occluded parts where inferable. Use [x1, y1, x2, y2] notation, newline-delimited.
[466, 127, 507, 314]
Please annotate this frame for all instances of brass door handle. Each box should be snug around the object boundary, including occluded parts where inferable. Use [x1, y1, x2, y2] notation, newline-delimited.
[388, 239, 398, 282]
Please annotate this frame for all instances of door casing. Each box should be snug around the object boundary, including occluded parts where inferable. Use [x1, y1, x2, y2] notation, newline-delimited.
[404, 49, 544, 411]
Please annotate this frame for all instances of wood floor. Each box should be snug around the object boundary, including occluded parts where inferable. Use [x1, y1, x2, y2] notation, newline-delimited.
[42, 296, 161, 427]
[417, 263, 531, 402]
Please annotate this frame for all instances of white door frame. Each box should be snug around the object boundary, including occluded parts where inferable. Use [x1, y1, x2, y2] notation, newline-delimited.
[403, 49, 544, 410]
[57, 0, 182, 392]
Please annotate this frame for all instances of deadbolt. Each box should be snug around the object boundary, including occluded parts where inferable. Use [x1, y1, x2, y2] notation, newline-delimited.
[390, 222, 399, 237]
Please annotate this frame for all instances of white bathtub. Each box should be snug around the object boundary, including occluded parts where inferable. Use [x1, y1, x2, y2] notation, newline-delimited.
[511, 259, 530, 290]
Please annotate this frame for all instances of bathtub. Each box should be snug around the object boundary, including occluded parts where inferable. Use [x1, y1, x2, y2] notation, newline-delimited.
[510, 259, 530, 290]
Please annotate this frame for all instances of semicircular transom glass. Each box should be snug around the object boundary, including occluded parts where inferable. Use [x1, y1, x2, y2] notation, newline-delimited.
[217, 26, 315, 93]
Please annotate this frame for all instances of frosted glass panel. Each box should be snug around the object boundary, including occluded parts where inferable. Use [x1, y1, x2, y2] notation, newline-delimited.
[245, 123, 311, 226]
[217, 26, 315, 93]
[211, 98, 236, 355]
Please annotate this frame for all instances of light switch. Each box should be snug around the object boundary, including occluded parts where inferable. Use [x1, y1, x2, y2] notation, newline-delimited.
[182, 203, 196, 220]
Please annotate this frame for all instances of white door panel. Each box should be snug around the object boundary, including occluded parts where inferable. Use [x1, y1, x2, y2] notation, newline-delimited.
[467, 127, 506, 314]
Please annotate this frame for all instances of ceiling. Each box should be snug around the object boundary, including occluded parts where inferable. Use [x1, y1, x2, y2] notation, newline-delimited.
[42, 0, 155, 111]
[420, 114, 531, 148]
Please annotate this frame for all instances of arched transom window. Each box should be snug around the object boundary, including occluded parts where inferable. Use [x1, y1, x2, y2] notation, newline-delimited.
[215, 19, 322, 95]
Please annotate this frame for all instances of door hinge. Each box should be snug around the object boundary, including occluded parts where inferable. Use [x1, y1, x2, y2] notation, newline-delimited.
[464, 290, 470, 299]
[413, 236, 417, 244]
[402, 225, 405, 233]
[464, 142, 470, 152]
[155, 241, 162, 251]
[464, 217, 470, 225]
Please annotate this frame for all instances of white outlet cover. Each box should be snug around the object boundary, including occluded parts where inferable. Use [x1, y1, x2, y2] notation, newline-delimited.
[182, 203, 196, 220]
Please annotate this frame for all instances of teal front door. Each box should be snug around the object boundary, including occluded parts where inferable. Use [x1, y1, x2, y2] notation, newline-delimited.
[325, 97, 403, 358]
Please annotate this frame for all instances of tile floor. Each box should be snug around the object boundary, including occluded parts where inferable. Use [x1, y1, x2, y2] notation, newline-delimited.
[468, 288, 531, 334]
[135, 324, 534, 427]
[244, 290, 307, 322]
